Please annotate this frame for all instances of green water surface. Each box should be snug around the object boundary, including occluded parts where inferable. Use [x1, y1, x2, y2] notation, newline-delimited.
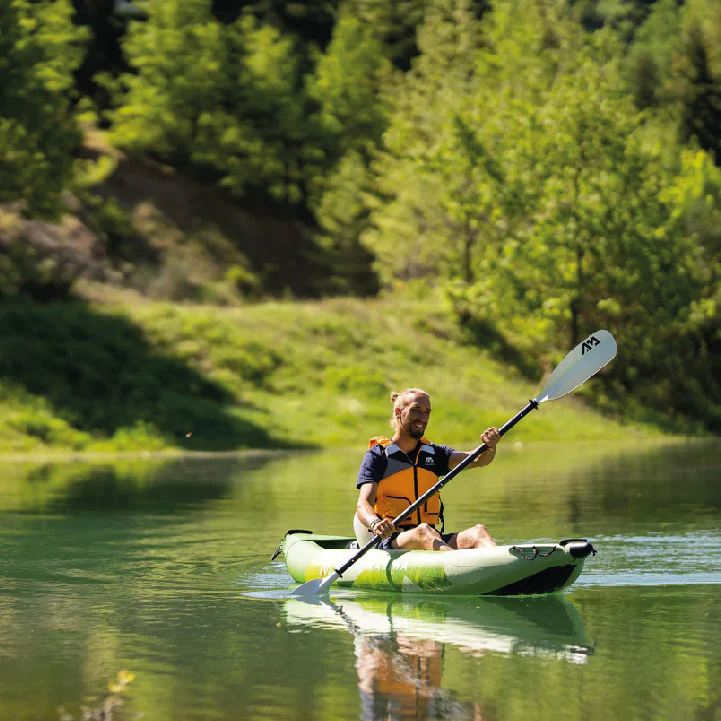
[0, 439, 719, 721]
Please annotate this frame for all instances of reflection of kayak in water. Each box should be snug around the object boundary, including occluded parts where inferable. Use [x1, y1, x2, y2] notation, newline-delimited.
[278, 531, 596, 596]
[285, 594, 592, 663]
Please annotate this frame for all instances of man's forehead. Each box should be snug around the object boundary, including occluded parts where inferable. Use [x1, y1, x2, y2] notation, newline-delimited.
[408, 394, 431, 407]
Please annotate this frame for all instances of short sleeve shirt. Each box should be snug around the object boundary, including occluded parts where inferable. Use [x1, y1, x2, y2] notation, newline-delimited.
[357, 441, 457, 488]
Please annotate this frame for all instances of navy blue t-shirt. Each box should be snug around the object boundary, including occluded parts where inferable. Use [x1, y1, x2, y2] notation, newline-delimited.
[356, 441, 456, 488]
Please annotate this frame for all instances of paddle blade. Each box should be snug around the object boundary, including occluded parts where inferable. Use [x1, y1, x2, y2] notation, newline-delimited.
[289, 571, 339, 598]
[535, 330, 617, 403]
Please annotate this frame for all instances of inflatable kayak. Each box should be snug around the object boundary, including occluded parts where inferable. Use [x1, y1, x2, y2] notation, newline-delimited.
[277, 530, 596, 596]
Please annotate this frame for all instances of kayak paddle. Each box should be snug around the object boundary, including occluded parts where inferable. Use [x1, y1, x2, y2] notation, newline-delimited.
[290, 329, 617, 598]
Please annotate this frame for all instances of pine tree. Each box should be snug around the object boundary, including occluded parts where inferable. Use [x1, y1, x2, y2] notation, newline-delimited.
[0, 0, 85, 217]
[677, 21, 721, 165]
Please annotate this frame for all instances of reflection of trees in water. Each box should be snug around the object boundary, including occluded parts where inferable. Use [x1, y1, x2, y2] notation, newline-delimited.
[0, 453, 282, 718]
[442, 439, 721, 537]
[0, 454, 276, 514]
[536, 439, 721, 529]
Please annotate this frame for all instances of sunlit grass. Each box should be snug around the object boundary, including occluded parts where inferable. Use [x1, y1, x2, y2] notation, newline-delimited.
[0, 295, 661, 454]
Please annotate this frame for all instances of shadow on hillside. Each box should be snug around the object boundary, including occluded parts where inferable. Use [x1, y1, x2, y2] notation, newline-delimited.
[458, 313, 542, 380]
[0, 301, 292, 450]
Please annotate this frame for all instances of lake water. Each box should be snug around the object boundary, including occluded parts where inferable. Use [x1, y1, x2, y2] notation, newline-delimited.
[0, 439, 720, 721]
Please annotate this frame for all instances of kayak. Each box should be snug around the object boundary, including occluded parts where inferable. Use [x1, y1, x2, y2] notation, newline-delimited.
[277, 530, 596, 596]
[285, 594, 592, 661]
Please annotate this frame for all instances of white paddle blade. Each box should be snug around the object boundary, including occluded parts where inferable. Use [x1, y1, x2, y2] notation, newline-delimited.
[289, 571, 338, 597]
[535, 330, 617, 403]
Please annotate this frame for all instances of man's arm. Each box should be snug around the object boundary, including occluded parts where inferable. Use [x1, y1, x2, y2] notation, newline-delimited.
[357, 482, 380, 528]
[357, 483, 394, 539]
[448, 426, 501, 471]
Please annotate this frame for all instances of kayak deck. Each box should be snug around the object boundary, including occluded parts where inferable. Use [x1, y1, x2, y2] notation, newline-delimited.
[278, 531, 596, 596]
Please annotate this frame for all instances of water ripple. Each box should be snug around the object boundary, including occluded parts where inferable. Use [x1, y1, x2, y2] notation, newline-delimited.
[578, 530, 721, 587]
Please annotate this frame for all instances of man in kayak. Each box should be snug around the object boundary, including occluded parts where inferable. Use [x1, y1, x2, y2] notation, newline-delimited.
[355, 388, 500, 551]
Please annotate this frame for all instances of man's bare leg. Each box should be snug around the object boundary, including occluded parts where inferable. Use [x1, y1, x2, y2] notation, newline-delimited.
[447, 524, 496, 549]
[392, 523, 452, 551]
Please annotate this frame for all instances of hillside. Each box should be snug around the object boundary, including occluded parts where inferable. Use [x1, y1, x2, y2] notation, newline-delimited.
[1, 134, 330, 305]
[0, 139, 666, 456]
[0, 292, 660, 456]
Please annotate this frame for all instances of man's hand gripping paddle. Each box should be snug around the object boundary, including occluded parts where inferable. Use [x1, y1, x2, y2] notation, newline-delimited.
[290, 330, 617, 598]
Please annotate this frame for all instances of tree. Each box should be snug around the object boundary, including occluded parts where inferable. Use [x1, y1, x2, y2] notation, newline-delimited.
[674, 20, 721, 166]
[361, 0, 720, 426]
[306, 10, 394, 294]
[361, 0, 489, 286]
[624, 0, 683, 109]
[0, 0, 85, 217]
[306, 12, 391, 162]
[219, 12, 319, 207]
[71, 0, 134, 120]
[110, 0, 227, 167]
[342, 0, 433, 71]
[112, 1, 324, 209]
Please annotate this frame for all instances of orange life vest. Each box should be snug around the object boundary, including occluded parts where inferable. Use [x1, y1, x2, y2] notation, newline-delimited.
[368, 436, 442, 528]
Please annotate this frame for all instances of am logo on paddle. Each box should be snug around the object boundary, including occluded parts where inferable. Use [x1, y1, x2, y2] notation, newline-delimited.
[581, 335, 601, 355]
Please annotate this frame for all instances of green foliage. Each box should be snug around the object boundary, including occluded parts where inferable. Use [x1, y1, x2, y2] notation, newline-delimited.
[306, 10, 393, 295]
[323, 366, 387, 396]
[109, 0, 226, 164]
[311, 151, 379, 296]
[359, 0, 721, 427]
[0, 0, 85, 217]
[111, 0, 324, 207]
[72, 0, 133, 119]
[0, 210, 81, 300]
[3, 0, 721, 435]
[624, 0, 683, 108]
[0, 296, 652, 453]
[307, 12, 392, 157]
[225, 262, 262, 299]
[343, 0, 433, 71]
[85, 197, 149, 264]
[362, 0, 489, 286]
[0, 241, 76, 301]
[0, 301, 278, 452]
[673, 19, 721, 166]
[218, 12, 319, 204]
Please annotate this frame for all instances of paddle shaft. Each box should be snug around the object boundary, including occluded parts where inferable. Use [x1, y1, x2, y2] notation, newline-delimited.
[332, 399, 540, 579]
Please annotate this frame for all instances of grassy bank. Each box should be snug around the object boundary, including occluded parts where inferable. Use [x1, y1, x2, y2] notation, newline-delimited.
[0, 292, 660, 455]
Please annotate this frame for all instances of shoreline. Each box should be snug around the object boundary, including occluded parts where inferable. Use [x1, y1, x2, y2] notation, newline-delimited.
[0, 436, 714, 465]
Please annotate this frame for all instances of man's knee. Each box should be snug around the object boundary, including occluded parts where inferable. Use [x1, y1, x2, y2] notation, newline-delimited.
[470, 523, 495, 548]
[417, 523, 439, 540]
[417, 523, 450, 550]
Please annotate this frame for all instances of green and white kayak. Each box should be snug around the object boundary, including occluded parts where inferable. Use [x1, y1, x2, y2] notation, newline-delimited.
[278, 531, 596, 596]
